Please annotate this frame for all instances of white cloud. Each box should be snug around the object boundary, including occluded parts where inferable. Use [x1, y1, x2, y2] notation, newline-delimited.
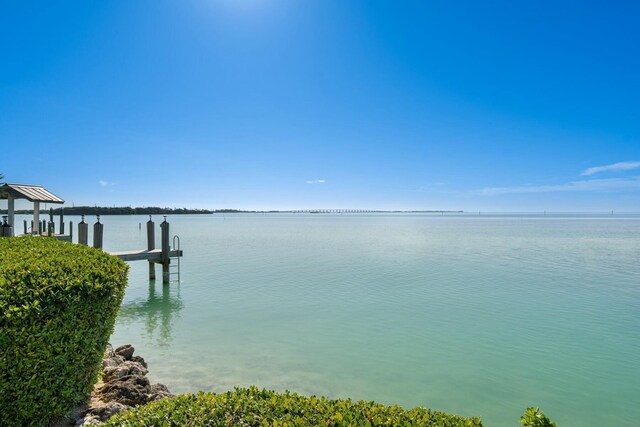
[477, 177, 640, 196]
[581, 161, 640, 176]
[306, 179, 326, 184]
[99, 180, 117, 187]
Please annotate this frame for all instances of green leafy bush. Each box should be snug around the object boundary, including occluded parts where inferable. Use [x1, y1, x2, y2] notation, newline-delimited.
[0, 237, 128, 426]
[520, 407, 557, 427]
[102, 386, 483, 427]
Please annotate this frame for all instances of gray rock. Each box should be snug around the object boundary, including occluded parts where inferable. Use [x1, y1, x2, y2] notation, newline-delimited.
[102, 357, 120, 370]
[102, 354, 126, 372]
[69, 404, 89, 423]
[103, 360, 148, 380]
[149, 383, 174, 401]
[131, 355, 148, 368]
[85, 402, 129, 421]
[125, 360, 148, 377]
[102, 366, 127, 380]
[79, 415, 100, 426]
[47, 344, 173, 427]
[115, 344, 135, 360]
[96, 375, 151, 406]
[104, 344, 116, 358]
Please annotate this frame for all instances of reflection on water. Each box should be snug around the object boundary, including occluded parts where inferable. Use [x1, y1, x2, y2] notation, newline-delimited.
[117, 281, 183, 345]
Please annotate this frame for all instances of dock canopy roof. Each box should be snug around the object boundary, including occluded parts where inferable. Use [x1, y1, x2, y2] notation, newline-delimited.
[0, 183, 64, 204]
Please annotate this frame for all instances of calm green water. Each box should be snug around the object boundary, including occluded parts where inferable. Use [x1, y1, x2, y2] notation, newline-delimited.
[43, 214, 640, 426]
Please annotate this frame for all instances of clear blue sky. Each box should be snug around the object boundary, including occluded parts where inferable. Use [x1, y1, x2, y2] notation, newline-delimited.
[2, 1, 639, 211]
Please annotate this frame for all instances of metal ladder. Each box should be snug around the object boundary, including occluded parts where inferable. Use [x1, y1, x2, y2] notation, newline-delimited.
[169, 235, 181, 283]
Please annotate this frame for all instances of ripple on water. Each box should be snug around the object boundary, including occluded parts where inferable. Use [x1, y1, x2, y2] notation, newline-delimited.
[102, 214, 640, 427]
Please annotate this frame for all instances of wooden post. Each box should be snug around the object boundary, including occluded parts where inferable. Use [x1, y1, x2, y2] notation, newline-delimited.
[49, 208, 54, 235]
[93, 215, 103, 249]
[7, 195, 14, 236]
[59, 209, 64, 234]
[78, 215, 88, 245]
[23, 220, 27, 235]
[160, 216, 170, 284]
[147, 215, 156, 280]
[69, 221, 73, 243]
[1, 216, 10, 237]
[33, 201, 40, 235]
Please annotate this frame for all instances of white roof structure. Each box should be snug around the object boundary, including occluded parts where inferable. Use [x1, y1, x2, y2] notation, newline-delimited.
[0, 183, 64, 236]
[0, 183, 64, 203]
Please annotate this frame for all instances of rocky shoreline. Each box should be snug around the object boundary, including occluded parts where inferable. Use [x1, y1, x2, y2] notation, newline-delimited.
[50, 344, 173, 426]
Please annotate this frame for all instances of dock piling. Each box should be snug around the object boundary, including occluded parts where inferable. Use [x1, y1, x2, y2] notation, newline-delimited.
[1, 216, 12, 237]
[160, 216, 170, 284]
[147, 215, 156, 280]
[78, 215, 88, 245]
[93, 215, 103, 249]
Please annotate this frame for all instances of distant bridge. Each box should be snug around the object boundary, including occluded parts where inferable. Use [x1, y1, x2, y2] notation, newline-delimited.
[274, 209, 463, 214]
[282, 209, 383, 214]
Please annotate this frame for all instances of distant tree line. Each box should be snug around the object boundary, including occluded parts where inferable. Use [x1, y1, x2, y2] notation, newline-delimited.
[2, 206, 214, 215]
[2, 201, 464, 216]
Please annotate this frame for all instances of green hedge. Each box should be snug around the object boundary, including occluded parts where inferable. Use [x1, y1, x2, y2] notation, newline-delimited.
[102, 386, 483, 427]
[0, 237, 128, 426]
[521, 407, 557, 427]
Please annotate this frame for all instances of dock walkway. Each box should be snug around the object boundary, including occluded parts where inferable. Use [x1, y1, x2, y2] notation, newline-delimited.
[110, 248, 183, 262]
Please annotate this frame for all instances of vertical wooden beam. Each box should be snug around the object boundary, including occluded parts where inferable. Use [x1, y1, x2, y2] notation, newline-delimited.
[49, 208, 54, 235]
[0, 216, 9, 237]
[59, 209, 64, 235]
[23, 220, 27, 235]
[69, 221, 73, 243]
[78, 215, 88, 245]
[7, 195, 14, 236]
[160, 216, 170, 284]
[147, 215, 156, 281]
[33, 201, 40, 235]
[93, 215, 103, 249]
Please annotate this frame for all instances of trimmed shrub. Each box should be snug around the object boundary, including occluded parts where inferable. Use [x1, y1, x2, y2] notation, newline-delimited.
[521, 407, 557, 427]
[0, 237, 128, 426]
[102, 386, 483, 426]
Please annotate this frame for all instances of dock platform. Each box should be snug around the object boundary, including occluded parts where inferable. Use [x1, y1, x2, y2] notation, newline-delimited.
[110, 248, 183, 262]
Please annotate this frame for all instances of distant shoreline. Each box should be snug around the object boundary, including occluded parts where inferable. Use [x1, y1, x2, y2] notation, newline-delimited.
[3, 207, 214, 215]
[2, 206, 464, 215]
[4, 208, 636, 216]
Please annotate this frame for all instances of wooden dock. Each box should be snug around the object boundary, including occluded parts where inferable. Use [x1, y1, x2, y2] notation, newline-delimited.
[8, 212, 183, 284]
[110, 248, 183, 262]
[110, 216, 182, 284]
